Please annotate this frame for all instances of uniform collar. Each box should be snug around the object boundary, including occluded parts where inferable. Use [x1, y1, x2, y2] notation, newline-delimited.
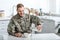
[16, 13, 25, 18]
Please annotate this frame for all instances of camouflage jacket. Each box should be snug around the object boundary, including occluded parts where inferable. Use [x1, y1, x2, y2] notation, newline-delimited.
[7, 14, 41, 36]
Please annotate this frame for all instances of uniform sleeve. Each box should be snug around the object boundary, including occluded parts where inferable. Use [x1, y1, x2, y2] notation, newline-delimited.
[30, 15, 41, 27]
[7, 18, 15, 36]
[37, 17, 41, 25]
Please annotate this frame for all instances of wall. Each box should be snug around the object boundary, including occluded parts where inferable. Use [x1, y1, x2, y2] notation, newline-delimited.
[20, 0, 49, 13]
[56, 0, 60, 14]
[0, 0, 49, 17]
[0, 0, 20, 17]
[49, 0, 56, 14]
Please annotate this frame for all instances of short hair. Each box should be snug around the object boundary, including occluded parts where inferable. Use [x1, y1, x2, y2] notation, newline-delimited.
[17, 4, 24, 10]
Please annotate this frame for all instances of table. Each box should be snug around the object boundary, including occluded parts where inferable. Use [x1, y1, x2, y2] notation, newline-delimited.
[0, 33, 60, 40]
[31, 33, 60, 40]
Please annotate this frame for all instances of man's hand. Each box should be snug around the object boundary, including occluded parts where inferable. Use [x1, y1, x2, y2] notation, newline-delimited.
[15, 33, 23, 37]
[37, 25, 42, 32]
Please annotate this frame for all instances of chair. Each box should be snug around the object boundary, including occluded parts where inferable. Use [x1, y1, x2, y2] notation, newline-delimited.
[41, 19, 55, 33]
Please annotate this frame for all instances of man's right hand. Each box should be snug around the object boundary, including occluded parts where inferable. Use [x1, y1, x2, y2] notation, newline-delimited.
[15, 33, 22, 37]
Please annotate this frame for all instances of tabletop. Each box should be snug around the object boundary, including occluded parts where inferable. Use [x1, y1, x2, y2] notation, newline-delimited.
[0, 33, 60, 40]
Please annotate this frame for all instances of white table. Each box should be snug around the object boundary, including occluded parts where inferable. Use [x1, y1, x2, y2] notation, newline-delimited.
[0, 33, 60, 40]
[0, 16, 11, 21]
[31, 33, 60, 40]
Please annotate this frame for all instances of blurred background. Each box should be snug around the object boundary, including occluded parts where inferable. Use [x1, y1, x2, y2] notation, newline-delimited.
[0, 0, 60, 35]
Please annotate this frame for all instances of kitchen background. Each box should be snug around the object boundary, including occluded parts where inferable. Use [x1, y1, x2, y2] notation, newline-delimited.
[0, 0, 56, 17]
[0, 0, 60, 35]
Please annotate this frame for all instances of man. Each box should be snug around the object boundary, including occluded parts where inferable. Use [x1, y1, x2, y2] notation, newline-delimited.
[7, 4, 42, 37]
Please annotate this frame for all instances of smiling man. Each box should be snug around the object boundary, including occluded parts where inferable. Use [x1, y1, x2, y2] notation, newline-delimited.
[7, 3, 42, 37]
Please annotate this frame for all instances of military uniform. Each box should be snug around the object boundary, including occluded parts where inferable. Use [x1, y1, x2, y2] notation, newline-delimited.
[7, 14, 41, 36]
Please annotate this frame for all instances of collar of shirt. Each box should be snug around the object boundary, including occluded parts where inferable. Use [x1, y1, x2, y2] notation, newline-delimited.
[17, 13, 25, 18]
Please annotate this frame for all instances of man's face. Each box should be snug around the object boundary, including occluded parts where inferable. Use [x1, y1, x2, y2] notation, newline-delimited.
[17, 7, 24, 17]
